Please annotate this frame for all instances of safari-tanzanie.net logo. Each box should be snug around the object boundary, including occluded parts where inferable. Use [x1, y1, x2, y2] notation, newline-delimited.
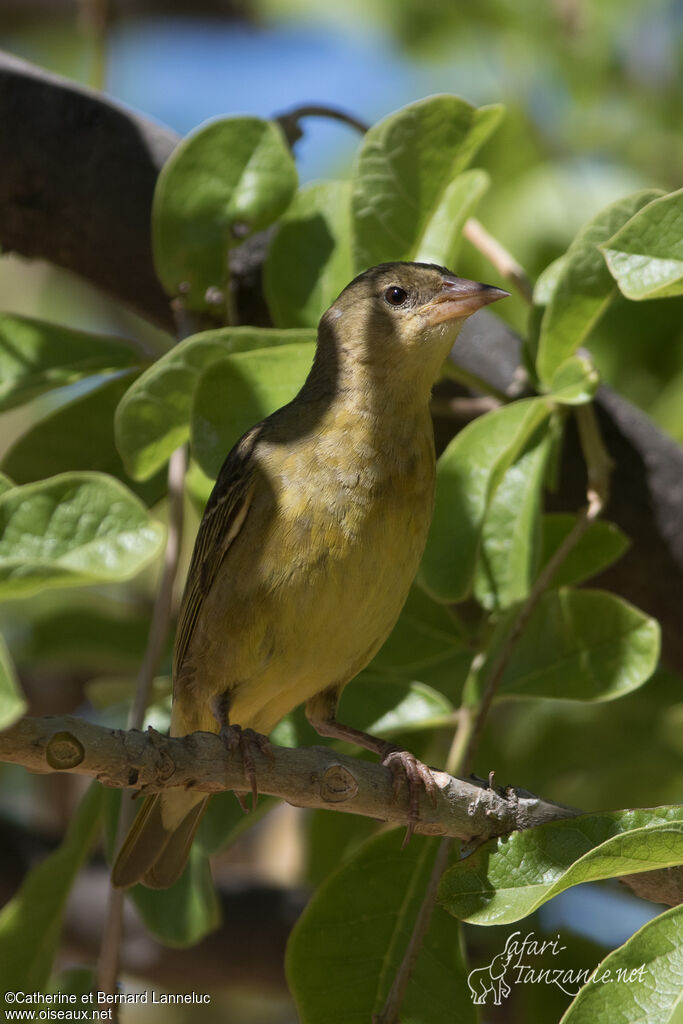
[467, 930, 647, 1006]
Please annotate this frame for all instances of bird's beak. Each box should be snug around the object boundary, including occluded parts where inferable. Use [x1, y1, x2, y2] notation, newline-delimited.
[423, 277, 510, 326]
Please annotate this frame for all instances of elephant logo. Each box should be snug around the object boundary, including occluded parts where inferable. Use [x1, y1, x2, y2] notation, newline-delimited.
[467, 946, 514, 1005]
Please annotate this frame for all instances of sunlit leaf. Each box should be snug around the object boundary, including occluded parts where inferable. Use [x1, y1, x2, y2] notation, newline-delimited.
[601, 188, 683, 300]
[115, 327, 314, 480]
[153, 117, 298, 311]
[0, 631, 25, 730]
[352, 95, 502, 270]
[265, 180, 353, 327]
[560, 904, 683, 1024]
[0, 472, 165, 597]
[547, 353, 600, 405]
[535, 190, 662, 384]
[0, 313, 141, 413]
[1, 371, 141, 484]
[191, 343, 315, 477]
[439, 806, 683, 925]
[415, 168, 490, 267]
[419, 398, 552, 602]
[474, 429, 551, 610]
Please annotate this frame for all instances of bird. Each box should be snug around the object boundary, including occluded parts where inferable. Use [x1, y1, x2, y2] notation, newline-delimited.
[112, 261, 508, 889]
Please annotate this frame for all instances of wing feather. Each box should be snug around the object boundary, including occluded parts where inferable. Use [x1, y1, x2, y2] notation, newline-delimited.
[173, 429, 259, 682]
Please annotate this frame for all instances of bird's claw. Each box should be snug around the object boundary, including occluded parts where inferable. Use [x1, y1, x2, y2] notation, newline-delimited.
[382, 747, 438, 848]
[219, 725, 272, 810]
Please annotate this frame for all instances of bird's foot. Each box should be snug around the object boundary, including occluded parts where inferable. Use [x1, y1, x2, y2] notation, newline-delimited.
[381, 746, 438, 847]
[219, 725, 272, 810]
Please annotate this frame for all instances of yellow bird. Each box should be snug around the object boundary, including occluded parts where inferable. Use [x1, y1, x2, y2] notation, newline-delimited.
[112, 261, 507, 889]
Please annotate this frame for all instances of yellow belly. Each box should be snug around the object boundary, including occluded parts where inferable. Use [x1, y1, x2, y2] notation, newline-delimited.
[174, 405, 436, 736]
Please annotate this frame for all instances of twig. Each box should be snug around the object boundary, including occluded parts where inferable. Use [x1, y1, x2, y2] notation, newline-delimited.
[376, 398, 614, 1023]
[440, 359, 509, 402]
[96, 446, 187, 997]
[373, 837, 453, 1024]
[77, 0, 109, 92]
[374, 699, 479, 1023]
[275, 103, 369, 145]
[460, 401, 612, 775]
[463, 218, 534, 304]
[0, 715, 579, 842]
[430, 395, 501, 422]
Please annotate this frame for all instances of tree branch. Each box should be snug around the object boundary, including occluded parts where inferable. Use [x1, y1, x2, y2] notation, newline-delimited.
[0, 714, 578, 842]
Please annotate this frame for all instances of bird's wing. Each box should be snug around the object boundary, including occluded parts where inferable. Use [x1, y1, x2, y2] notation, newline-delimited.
[173, 429, 259, 682]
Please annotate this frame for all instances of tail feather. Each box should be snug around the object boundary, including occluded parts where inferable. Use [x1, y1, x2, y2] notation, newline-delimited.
[112, 790, 209, 889]
[142, 798, 210, 889]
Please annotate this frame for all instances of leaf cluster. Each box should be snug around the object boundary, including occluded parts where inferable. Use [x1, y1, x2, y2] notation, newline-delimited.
[0, 94, 681, 1022]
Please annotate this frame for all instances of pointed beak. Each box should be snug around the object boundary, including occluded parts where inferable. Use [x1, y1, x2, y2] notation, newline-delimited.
[423, 277, 510, 326]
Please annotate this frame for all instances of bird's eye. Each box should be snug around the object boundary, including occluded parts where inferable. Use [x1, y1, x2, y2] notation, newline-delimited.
[384, 285, 408, 307]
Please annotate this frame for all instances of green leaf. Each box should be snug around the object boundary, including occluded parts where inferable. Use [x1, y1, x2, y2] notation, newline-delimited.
[305, 811, 379, 887]
[474, 428, 552, 610]
[0, 783, 103, 991]
[191, 342, 315, 478]
[535, 189, 662, 385]
[287, 830, 475, 1024]
[351, 95, 503, 270]
[419, 397, 552, 602]
[538, 514, 630, 588]
[0, 630, 26, 730]
[560, 904, 683, 1024]
[439, 806, 683, 925]
[547, 352, 600, 405]
[197, 790, 277, 856]
[0, 473, 14, 496]
[264, 180, 353, 328]
[0, 472, 165, 598]
[340, 678, 455, 738]
[533, 255, 567, 306]
[153, 117, 298, 311]
[493, 588, 659, 702]
[5, 595, 151, 673]
[601, 188, 683, 300]
[366, 584, 469, 691]
[115, 327, 314, 480]
[129, 845, 221, 947]
[415, 168, 490, 266]
[1, 370, 141, 484]
[0, 313, 141, 413]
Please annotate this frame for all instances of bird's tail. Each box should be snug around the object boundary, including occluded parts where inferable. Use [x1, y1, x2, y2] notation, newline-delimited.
[111, 788, 209, 890]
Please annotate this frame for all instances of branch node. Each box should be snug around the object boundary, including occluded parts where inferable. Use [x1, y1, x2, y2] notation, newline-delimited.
[45, 731, 85, 770]
[320, 763, 359, 803]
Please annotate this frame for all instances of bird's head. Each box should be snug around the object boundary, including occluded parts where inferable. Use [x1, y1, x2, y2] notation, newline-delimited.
[317, 262, 508, 400]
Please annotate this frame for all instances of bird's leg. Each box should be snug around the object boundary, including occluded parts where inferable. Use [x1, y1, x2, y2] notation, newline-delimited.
[211, 693, 272, 810]
[305, 687, 438, 844]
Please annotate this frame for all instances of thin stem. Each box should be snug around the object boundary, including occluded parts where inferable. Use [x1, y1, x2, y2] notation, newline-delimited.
[78, 0, 109, 92]
[127, 446, 187, 733]
[376, 400, 613, 1023]
[430, 395, 501, 422]
[463, 218, 534, 305]
[276, 103, 370, 145]
[95, 445, 187, 998]
[373, 837, 454, 1024]
[440, 358, 510, 402]
[461, 406, 612, 776]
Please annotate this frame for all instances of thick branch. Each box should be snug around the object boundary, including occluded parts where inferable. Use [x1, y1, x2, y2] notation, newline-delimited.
[2, 52, 682, 671]
[3, 716, 678, 909]
[0, 51, 177, 329]
[0, 715, 578, 843]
